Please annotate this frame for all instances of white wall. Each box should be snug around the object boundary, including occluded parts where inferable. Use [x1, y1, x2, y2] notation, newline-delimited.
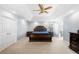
[63, 12, 79, 41]
[0, 16, 17, 52]
[0, 9, 28, 52]
[17, 18, 27, 39]
[26, 19, 62, 37]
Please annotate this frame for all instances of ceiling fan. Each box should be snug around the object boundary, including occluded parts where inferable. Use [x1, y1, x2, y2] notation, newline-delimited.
[33, 4, 52, 14]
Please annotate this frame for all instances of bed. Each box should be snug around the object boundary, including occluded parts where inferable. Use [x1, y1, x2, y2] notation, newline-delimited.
[29, 26, 52, 42]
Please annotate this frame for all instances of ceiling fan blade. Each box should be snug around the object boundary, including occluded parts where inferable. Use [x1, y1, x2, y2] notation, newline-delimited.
[39, 12, 43, 14]
[33, 10, 40, 11]
[38, 4, 44, 9]
[44, 6, 52, 10]
[44, 11, 48, 13]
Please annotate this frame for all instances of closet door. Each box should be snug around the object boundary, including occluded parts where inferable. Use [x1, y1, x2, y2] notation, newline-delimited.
[0, 17, 17, 51]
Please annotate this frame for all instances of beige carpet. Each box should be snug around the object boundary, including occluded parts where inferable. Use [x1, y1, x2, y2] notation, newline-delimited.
[0, 37, 76, 54]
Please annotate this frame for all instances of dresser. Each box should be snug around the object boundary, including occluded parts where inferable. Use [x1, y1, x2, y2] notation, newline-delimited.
[69, 32, 79, 53]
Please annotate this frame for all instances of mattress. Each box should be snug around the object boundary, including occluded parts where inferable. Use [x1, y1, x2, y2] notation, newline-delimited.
[32, 31, 49, 34]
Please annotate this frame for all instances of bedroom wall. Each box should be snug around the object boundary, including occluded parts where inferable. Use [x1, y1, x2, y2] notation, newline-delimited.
[0, 4, 33, 40]
[0, 6, 30, 51]
[26, 20, 62, 37]
[63, 12, 79, 41]
[17, 18, 27, 39]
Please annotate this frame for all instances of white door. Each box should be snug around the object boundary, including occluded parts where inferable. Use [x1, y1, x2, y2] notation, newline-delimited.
[0, 17, 17, 51]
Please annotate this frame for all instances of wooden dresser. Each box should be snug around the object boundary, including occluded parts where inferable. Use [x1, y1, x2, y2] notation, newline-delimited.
[69, 32, 79, 53]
